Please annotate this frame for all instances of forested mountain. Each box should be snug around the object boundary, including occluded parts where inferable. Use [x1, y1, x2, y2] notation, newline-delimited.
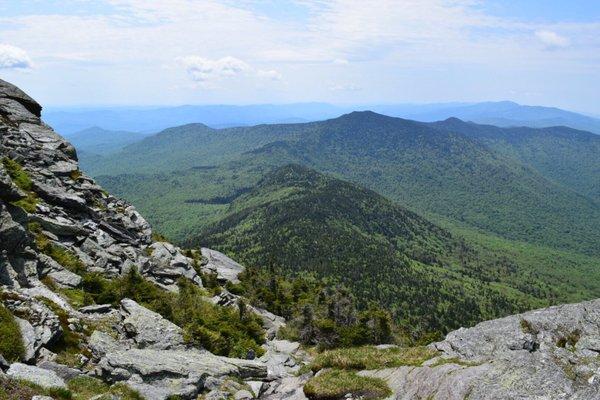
[189, 164, 547, 334]
[91, 112, 600, 257]
[429, 118, 600, 200]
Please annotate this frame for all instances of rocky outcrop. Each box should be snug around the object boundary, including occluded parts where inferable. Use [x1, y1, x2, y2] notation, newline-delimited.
[360, 298, 600, 399]
[0, 78, 202, 362]
[6, 363, 66, 389]
[201, 247, 245, 284]
[0, 79, 313, 400]
[119, 299, 184, 350]
[89, 323, 268, 400]
[0, 76, 201, 293]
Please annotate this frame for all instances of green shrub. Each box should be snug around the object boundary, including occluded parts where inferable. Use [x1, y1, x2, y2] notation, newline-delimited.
[303, 369, 391, 400]
[80, 269, 265, 358]
[67, 376, 109, 400]
[151, 231, 169, 242]
[0, 303, 25, 362]
[173, 279, 265, 357]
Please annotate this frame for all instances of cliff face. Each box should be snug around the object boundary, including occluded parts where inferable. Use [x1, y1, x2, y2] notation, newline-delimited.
[0, 79, 201, 291]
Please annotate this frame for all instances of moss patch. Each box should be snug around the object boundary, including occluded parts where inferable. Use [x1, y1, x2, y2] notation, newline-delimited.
[29, 222, 86, 274]
[2, 157, 39, 212]
[0, 302, 25, 362]
[310, 345, 438, 372]
[303, 369, 391, 400]
[67, 376, 109, 400]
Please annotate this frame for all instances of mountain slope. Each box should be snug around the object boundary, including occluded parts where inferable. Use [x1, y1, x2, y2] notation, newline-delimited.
[91, 112, 600, 256]
[65, 126, 149, 155]
[429, 118, 600, 200]
[191, 164, 557, 333]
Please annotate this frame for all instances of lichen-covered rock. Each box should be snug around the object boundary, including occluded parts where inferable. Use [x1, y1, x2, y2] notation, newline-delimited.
[37, 361, 82, 382]
[260, 373, 311, 400]
[119, 298, 184, 350]
[145, 242, 202, 289]
[47, 269, 82, 288]
[360, 298, 600, 399]
[201, 247, 244, 284]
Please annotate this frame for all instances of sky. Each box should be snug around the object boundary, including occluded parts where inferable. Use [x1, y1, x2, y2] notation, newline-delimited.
[0, 0, 599, 114]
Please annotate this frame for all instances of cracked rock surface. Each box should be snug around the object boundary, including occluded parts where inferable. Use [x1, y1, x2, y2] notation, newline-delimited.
[360, 299, 600, 399]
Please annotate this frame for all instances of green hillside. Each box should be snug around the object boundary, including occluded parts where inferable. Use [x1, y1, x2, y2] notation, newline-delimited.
[87, 112, 600, 335]
[189, 164, 552, 335]
[94, 112, 600, 256]
[430, 118, 600, 200]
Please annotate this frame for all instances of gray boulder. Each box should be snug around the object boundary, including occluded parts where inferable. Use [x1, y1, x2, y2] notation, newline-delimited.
[260, 373, 311, 400]
[33, 181, 87, 210]
[119, 298, 184, 350]
[47, 269, 82, 288]
[97, 348, 267, 399]
[89, 330, 125, 360]
[6, 363, 66, 389]
[0, 78, 42, 117]
[201, 248, 245, 284]
[37, 361, 82, 381]
[146, 242, 202, 288]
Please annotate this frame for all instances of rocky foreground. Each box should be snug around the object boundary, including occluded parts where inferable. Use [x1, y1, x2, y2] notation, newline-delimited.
[1, 79, 600, 399]
[0, 79, 304, 399]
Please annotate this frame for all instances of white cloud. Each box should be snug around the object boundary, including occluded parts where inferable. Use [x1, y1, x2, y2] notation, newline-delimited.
[535, 30, 570, 49]
[257, 69, 283, 81]
[0, 0, 598, 108]
[0, 44, 32, 69]
[177, 56, 250, 82]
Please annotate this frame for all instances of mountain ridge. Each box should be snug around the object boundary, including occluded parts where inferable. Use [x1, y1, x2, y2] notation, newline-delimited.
[43, 100, 600, 137]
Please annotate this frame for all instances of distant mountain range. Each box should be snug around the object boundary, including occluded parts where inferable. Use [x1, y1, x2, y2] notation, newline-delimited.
[64, 126, 152, 155]
[44, 101, 600, 136]
[87, 112, 600, 258]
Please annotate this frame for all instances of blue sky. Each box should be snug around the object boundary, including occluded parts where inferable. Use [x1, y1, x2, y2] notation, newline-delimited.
[0, 1, 599, 114]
